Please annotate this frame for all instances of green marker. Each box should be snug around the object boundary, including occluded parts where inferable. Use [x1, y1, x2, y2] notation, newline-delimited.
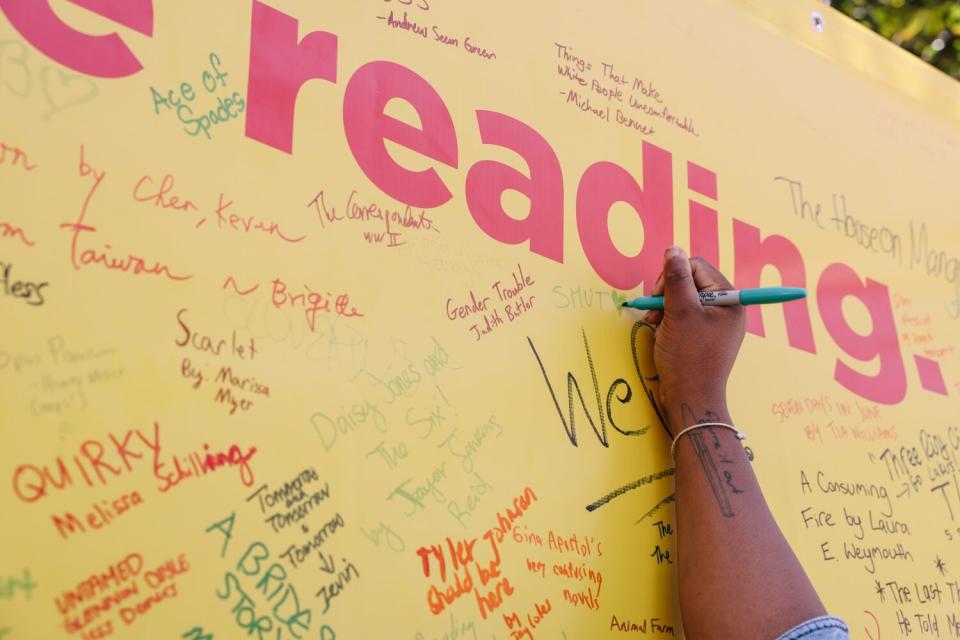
[621, 286, 807, 310]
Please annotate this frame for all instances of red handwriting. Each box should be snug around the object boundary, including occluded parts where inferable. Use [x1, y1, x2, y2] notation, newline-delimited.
[182, 355, 271, 418]
[56, 551, 141, 640]
[164, 442, 258, 491]
[898, 307, 953, 360]
[52, 490, 145, 540]
[130, 171, 244, 247]
[799, 420, 897, 446]
[923, 346, 956, 358]
[485, 487, 538, 544]
[420, 537, 479, 614]
[770, 395, 841, 423]
[0, 141, 38, 172]
[213, 193, 306, 243]
[417, 487, 537, 621]
[771, 395, 886, 424]
[223, 275, 260, 296]
[212, 366, 270, 416]
[120, 564, 178, 625]
[55, 553, 143, 616]
[308, 187, 439, 248]
[345, 188, 438, 233]
[271, 277, 364, 331]
[444, 264, 536, 341]
[133, 173, 199, 212]
[308, 190, 342, 227]
[57, 552, 189, 634]
[503, 598, 553, 640]
[59, 145, 193, 281]
[418, 537, 478, 583]
[176, 308, 258, 359]
[0, 221, 36, 247]
[11, 421, 258, 504]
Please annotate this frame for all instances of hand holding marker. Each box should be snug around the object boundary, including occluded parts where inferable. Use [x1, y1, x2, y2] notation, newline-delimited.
[621, 286, 807, 310]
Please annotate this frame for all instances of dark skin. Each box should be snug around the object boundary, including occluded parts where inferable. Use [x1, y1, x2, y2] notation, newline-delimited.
[646, 246, 827, 640]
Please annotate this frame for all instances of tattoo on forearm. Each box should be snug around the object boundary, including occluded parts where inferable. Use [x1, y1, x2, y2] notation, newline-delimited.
[680, 404, 745, 517]
[724, 470, 744, 494]
[689, 430, 735, 517]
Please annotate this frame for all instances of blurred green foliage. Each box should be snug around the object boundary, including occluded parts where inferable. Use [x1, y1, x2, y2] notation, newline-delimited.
[830, 0, 960, 79]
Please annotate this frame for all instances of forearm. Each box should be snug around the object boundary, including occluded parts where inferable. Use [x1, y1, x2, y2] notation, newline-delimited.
[669, 394, 826, 640]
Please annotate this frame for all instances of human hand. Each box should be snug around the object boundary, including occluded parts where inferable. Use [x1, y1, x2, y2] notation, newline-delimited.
[645, 246, 746, 435]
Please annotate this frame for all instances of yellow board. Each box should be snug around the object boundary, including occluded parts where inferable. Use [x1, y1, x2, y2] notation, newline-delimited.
[1, 1, 959, 638]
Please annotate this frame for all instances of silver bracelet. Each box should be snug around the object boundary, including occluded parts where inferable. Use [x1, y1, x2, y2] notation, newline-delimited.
[670, 421, 746, 462]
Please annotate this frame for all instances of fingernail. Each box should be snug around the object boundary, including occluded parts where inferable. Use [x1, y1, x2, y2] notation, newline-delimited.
[665, 245, 679, 258]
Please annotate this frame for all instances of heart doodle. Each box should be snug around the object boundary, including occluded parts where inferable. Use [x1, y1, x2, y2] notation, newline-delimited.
[40, 66, 99, 120]
[0, 39, 33, 98]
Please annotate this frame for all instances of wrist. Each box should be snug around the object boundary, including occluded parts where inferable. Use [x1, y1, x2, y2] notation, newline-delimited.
[662, 392, 730, 436]
[663, 383, 727, 406]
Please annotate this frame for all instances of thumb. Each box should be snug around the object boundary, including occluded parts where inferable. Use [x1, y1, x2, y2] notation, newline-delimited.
[662, 246, 700, 314]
